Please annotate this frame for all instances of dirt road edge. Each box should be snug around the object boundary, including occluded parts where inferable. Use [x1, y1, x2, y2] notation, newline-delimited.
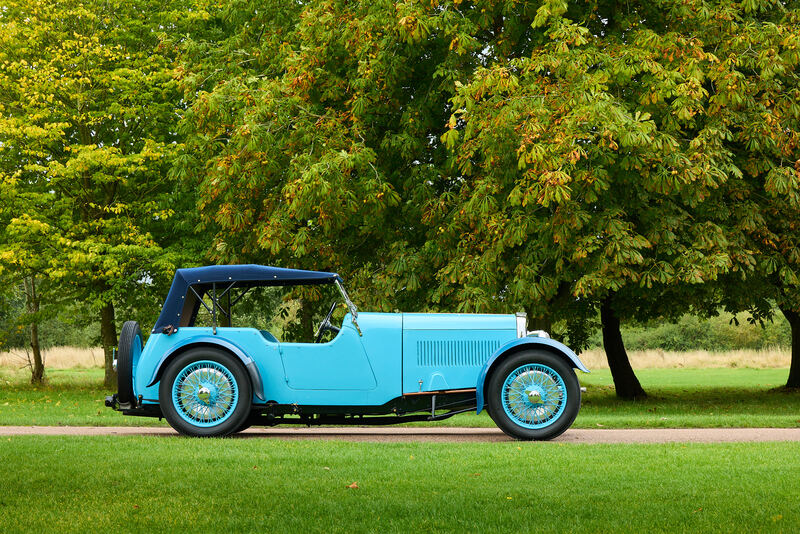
[2, 426, 800, 443]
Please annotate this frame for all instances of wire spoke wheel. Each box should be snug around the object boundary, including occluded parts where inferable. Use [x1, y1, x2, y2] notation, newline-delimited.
[172, 360, 239, 426]
[501, 364, 566, 429]
[160, 348, 252, 437]
[487, 350, 581, 440]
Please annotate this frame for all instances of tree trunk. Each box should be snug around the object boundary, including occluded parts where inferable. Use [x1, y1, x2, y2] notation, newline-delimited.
[100, 301, 117, 389]
[218, 289, 231, 328]
[29, 321, 44, 384]
[780, 307, 800, 388]
[299, 299, 314, 342]
[526, 312, 552, 334]
[600, 297, 646, 399]
[23, 277, 45, 384]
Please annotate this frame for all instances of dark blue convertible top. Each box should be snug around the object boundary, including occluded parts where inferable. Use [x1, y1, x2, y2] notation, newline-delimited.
[153, 265, 341, 333]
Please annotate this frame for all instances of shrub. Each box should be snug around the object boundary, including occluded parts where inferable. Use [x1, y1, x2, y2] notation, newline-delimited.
[587, 312, 791, 351]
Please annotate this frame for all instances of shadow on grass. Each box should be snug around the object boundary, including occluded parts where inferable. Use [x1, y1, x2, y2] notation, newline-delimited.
[574, 383, 800, 428]
[583, 382, 800, 409]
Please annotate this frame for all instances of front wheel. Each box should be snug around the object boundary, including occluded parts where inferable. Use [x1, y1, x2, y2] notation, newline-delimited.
[487, 350, 580, 440]
[159, 348, 252, 437]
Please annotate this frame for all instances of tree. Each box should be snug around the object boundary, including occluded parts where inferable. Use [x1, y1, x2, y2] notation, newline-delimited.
[177, 0, 544, 324]
[0, 0, 193, 387]
[177, 2, 791, 398]
[714, 10, 800, 387]
[0, 159, 57, 384]
[430, 0, 761, 397]
[0, 284, 23, 350]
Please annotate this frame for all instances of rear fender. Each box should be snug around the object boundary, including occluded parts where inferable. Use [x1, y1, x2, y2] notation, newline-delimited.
[476, 337, 589, 414]
[146, 336, 265, 401]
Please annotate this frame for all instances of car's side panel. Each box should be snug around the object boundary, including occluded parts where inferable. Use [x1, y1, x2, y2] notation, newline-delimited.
[280, 323, 377, 390]
[144, 333, 255, 387]
[135, 317, 406, 408]
[261, 313, 401, 405]
[474, 337, 590, 414]
[402, 313, 519, 331]
[401, 314, 518, 394]
[135, 328, 277, 404]
[270, 313, 402, 406]
[349, 312, 403, 399]
[137, 315, 584, 412]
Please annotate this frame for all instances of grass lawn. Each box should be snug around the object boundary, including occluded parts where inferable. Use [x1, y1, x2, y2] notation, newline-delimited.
[0, 368, 167, 427]
[575, 368, 800, 428]
[1, 367, 799, 428]
[0, 436, 797, 533]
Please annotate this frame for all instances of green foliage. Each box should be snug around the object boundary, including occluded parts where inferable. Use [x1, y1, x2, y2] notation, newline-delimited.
[0, 283, 27, 350]
[587, 313, 792, 352]
[1, 0, 798, 387]
[0, 0, 201, 382]
[178, 0, 562, 313]
[0, 278, 101, 351]
[426, 0, 800, 350]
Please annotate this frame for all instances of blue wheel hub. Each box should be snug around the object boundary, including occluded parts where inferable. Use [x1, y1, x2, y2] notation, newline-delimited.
[171, 360, 239, 427]
[501, 363, 567, 429]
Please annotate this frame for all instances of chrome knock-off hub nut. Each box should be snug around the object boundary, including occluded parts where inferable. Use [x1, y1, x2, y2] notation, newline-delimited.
[197, 386, 211, 404]
[526, 389, 542, 404]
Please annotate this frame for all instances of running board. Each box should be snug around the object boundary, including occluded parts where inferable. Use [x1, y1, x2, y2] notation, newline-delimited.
[250, 405, 477, 426]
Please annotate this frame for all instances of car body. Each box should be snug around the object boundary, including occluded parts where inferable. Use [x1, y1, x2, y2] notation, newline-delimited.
[107, 265, 588, 439]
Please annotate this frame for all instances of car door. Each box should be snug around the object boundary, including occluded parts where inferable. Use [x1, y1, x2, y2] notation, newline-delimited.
[279, 323, 377, 390]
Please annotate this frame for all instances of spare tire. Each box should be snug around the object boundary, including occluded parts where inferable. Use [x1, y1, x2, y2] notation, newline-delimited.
[117, 321, 143, 405]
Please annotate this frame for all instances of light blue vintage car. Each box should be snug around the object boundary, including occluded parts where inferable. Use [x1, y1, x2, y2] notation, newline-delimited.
[107, 265, 588, 439]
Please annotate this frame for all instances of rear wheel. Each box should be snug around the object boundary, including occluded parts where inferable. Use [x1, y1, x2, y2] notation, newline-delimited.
[487, 350, 580, 440]
[159, 348, 252, 437]
[117, 321, 142, 405]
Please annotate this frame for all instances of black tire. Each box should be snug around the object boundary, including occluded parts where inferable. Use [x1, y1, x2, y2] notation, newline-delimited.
[235, 420, 253, 433]
[486, 350, 581, 441]
[117, 321, 142, 405]
[159, 348, 252, 437]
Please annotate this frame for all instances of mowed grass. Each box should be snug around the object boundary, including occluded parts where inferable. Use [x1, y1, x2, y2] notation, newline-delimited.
[0, 436, 797, 533]
[575, 367, 800, 428]
[1, 366, 799, 428]
[0, 368, 167, 427]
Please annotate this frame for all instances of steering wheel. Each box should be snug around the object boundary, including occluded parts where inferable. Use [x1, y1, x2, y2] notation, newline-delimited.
[314, 301, 341, 342]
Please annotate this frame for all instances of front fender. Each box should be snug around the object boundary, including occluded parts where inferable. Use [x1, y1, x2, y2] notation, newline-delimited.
[146, 335, 265, 401]
[475, 337, 589, 414]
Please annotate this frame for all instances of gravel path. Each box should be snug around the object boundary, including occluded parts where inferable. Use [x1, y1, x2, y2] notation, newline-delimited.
[2, 426, 800, 443]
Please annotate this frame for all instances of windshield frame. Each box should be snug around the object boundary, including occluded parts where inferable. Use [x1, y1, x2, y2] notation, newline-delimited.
[334, 279, 358, 319]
